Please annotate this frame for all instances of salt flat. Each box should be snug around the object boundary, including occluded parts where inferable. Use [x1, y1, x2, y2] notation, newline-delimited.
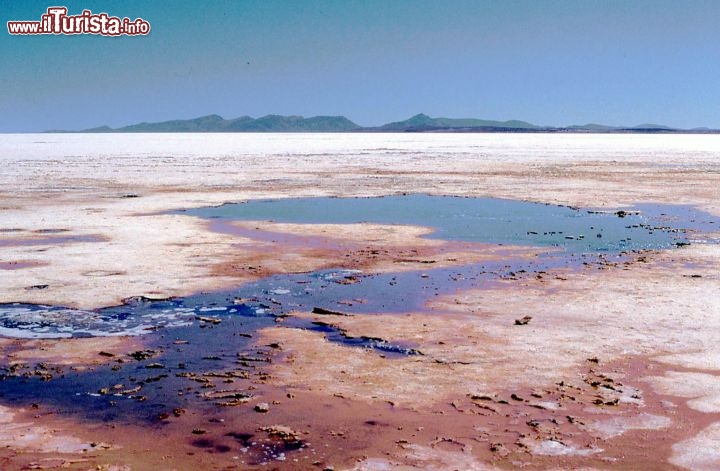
[0, 133, 719, 470]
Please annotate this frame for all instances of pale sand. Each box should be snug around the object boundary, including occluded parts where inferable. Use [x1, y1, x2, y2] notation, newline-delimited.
[0, 133, 719, 469]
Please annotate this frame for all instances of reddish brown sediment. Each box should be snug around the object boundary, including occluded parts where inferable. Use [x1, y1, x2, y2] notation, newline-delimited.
[0, 336, 144, 368]
[0, 342, 712, 470]
[209, 219, 352, 251]
[208, 219, 544, 280]
[249, 328, 718, 470]
[253, 241, 720, 469]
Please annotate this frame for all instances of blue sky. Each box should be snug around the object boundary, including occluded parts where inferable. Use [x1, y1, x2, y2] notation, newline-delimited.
[1, 0, 719, 131]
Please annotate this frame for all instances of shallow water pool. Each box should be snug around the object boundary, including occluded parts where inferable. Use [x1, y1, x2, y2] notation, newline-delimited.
[176, 194, 700, 253]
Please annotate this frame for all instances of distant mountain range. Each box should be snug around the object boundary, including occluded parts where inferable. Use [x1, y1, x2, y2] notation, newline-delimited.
[81, 114, 360, 133]
[51, 113, 718, 134]
[378, 114, 539, 131]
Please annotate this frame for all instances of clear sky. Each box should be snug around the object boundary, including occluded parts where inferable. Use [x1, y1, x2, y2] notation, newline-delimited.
[1, 0, 719, 132]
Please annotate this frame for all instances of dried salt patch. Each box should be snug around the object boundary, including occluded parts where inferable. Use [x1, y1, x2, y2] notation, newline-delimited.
[657, 352, 720, 372]
[311, 437, 486, 470]
[671, 422, 720, 470]
[527, 439, 601, 456]
[351, 458, 396, 470]
[400, 444, 497, 470]
[688, 395, 720, 413]
[546, 468, 606, 471]
[0, 406, 14, 422]
[584, 413, 671, 439]
[614, 384, 644, 406]
[533, 401, 560, 410]
[645, 371, 720, 412]
[0, 405, 92, 453]
[25, 435, 90, 454]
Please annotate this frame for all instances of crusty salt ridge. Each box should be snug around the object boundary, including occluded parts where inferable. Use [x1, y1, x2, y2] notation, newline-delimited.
[0, 133, 718, 469]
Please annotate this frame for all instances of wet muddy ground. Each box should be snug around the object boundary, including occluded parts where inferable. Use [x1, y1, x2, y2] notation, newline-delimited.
[0, 133, 719, 470]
